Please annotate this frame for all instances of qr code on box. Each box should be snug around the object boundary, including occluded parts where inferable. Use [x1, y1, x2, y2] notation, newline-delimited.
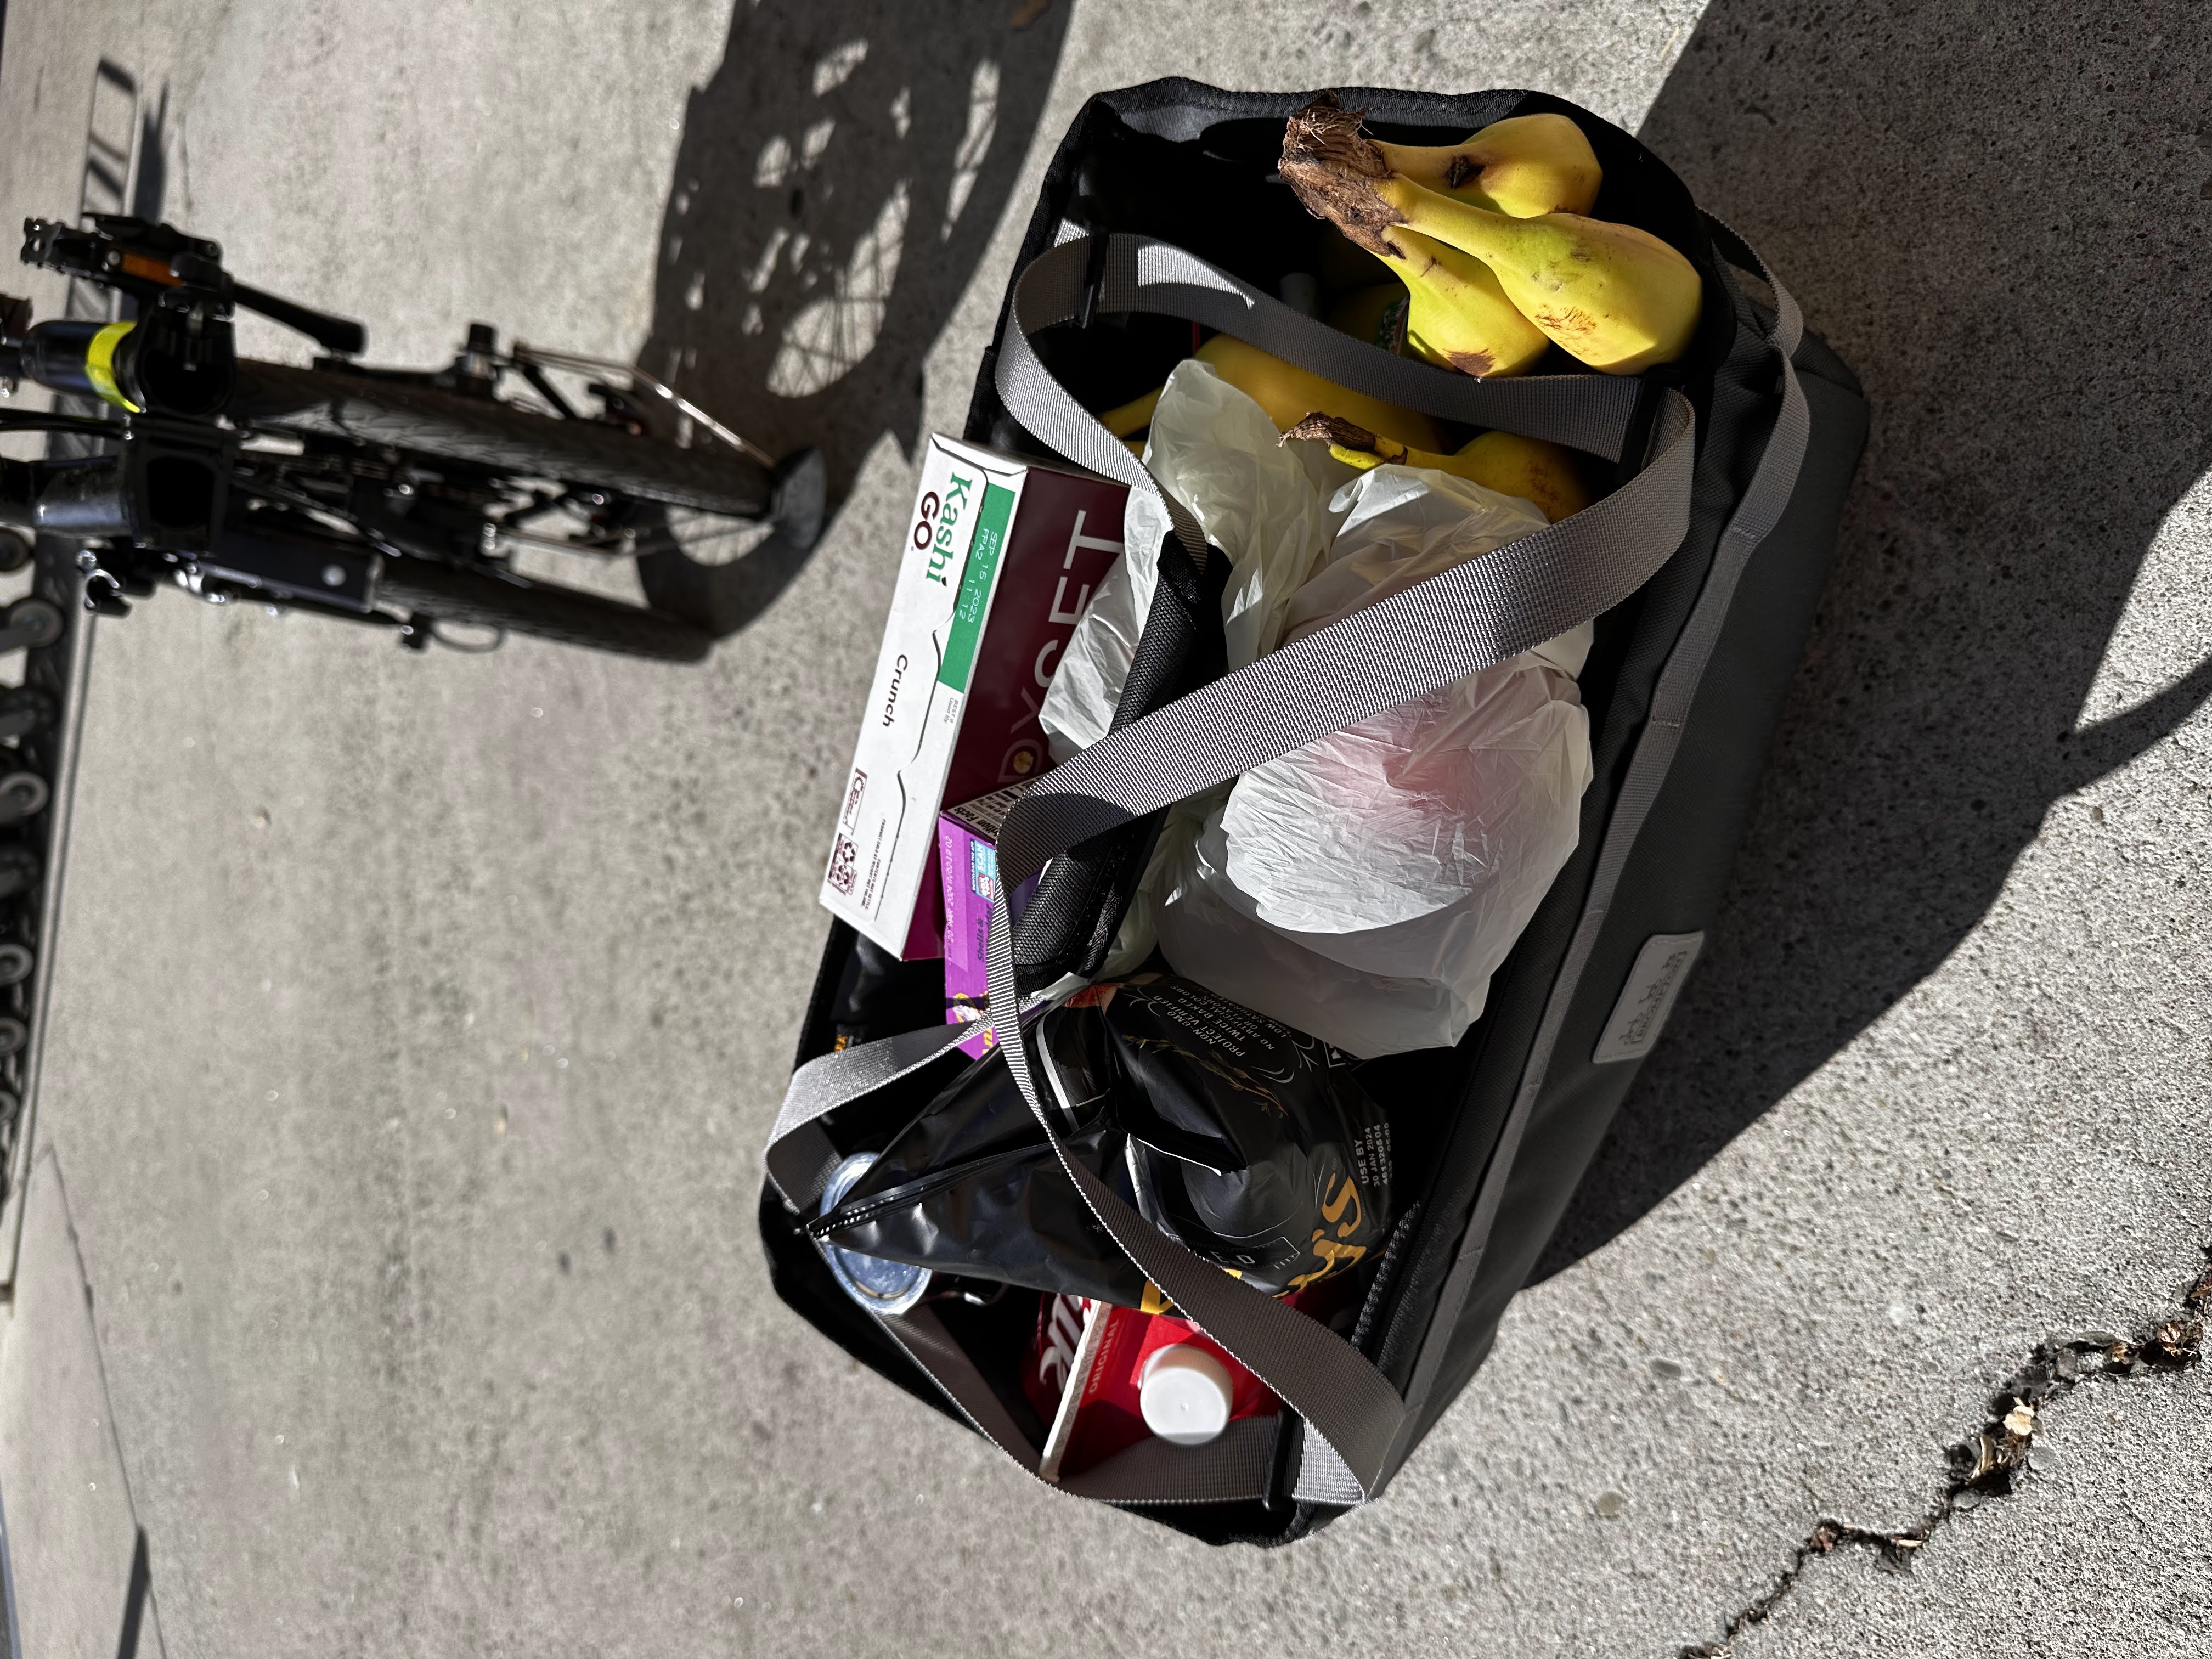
[825, 834, 859, 895]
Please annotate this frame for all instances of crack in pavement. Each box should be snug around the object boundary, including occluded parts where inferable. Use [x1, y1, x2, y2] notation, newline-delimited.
[1681, 1235, 2212, 1657]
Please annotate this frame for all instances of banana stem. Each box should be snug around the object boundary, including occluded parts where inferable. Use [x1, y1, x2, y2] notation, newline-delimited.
[1369, 139, 1502, 211]
[1283, 411, 1410, 467]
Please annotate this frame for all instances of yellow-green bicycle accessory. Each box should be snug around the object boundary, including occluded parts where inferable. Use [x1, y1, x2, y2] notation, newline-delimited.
[82, 320, 143, 413]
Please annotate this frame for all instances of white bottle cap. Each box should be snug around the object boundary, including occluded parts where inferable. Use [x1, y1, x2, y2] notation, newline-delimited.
[1138, 1344, 1234, 1447]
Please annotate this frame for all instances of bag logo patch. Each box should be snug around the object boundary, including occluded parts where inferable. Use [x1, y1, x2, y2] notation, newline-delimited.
[1591, 932, 1705, 1064]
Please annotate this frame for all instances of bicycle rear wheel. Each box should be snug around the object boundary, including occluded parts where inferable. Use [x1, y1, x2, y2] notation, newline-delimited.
[229, 360, 773, 518]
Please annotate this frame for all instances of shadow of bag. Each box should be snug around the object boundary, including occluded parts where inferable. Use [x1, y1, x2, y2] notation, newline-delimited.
[759, 81, 1868, 1545]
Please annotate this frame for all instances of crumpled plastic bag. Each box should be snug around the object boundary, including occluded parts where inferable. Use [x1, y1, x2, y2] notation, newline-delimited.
[1039, 359, 1348, 759]
[1157, 647, 1590, 1056]
[1279, 466, 1566, 647]
[1147, 858, 1479, 1060]
[1153, 466, 1592, 1057]
[808, 974, 1391, 1305]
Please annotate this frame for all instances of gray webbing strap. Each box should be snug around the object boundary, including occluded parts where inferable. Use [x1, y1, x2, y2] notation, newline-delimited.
[998, 235, 1653, 479]
[764, 1023, 971, 1209]
[964, 236, 1700, 1504]
[983, 898, 1409, 1499]
[1386, 218, 1813, 1485]
[1001, 239, 1211, 565]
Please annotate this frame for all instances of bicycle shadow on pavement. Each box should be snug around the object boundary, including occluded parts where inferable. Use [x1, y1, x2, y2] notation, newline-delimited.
[635, 0, 1074, 637]
[1533, 0, 2212, 1279]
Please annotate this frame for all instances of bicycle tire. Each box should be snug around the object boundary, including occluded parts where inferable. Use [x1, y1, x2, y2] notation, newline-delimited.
[375, 555, 713, 663]
[229, 359, 772, 518]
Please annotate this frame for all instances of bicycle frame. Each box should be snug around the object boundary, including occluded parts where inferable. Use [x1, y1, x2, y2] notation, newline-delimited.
[0, 213, 794, 653]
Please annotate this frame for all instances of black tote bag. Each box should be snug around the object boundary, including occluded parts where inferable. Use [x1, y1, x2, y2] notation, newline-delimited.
[759, 81, 1868, 1545]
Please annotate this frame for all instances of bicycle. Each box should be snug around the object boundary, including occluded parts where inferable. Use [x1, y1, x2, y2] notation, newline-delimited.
[0, 213, 827, 663]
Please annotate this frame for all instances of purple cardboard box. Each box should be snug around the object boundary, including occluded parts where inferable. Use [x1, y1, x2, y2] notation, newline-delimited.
[938, 781, 1035, 1057]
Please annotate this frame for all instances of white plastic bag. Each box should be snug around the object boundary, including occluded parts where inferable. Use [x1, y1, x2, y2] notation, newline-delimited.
[1156, 648, 1591, 1056]
[1147, 856, 1485, 1059]
[1154, 467, 1594, 1057]
[1280, 466, 1566, 646]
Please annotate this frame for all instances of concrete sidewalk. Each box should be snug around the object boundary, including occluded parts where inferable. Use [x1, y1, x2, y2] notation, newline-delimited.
[1, 1, 2206, 1655]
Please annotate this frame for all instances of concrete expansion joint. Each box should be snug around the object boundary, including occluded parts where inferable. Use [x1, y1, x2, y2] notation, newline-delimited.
[1680, 1233, 2212, 1658]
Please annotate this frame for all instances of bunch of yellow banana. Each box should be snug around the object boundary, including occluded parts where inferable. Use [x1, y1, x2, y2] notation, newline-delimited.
[1279, 95, 1700, 375]
[1283, 413, 1593, 523]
